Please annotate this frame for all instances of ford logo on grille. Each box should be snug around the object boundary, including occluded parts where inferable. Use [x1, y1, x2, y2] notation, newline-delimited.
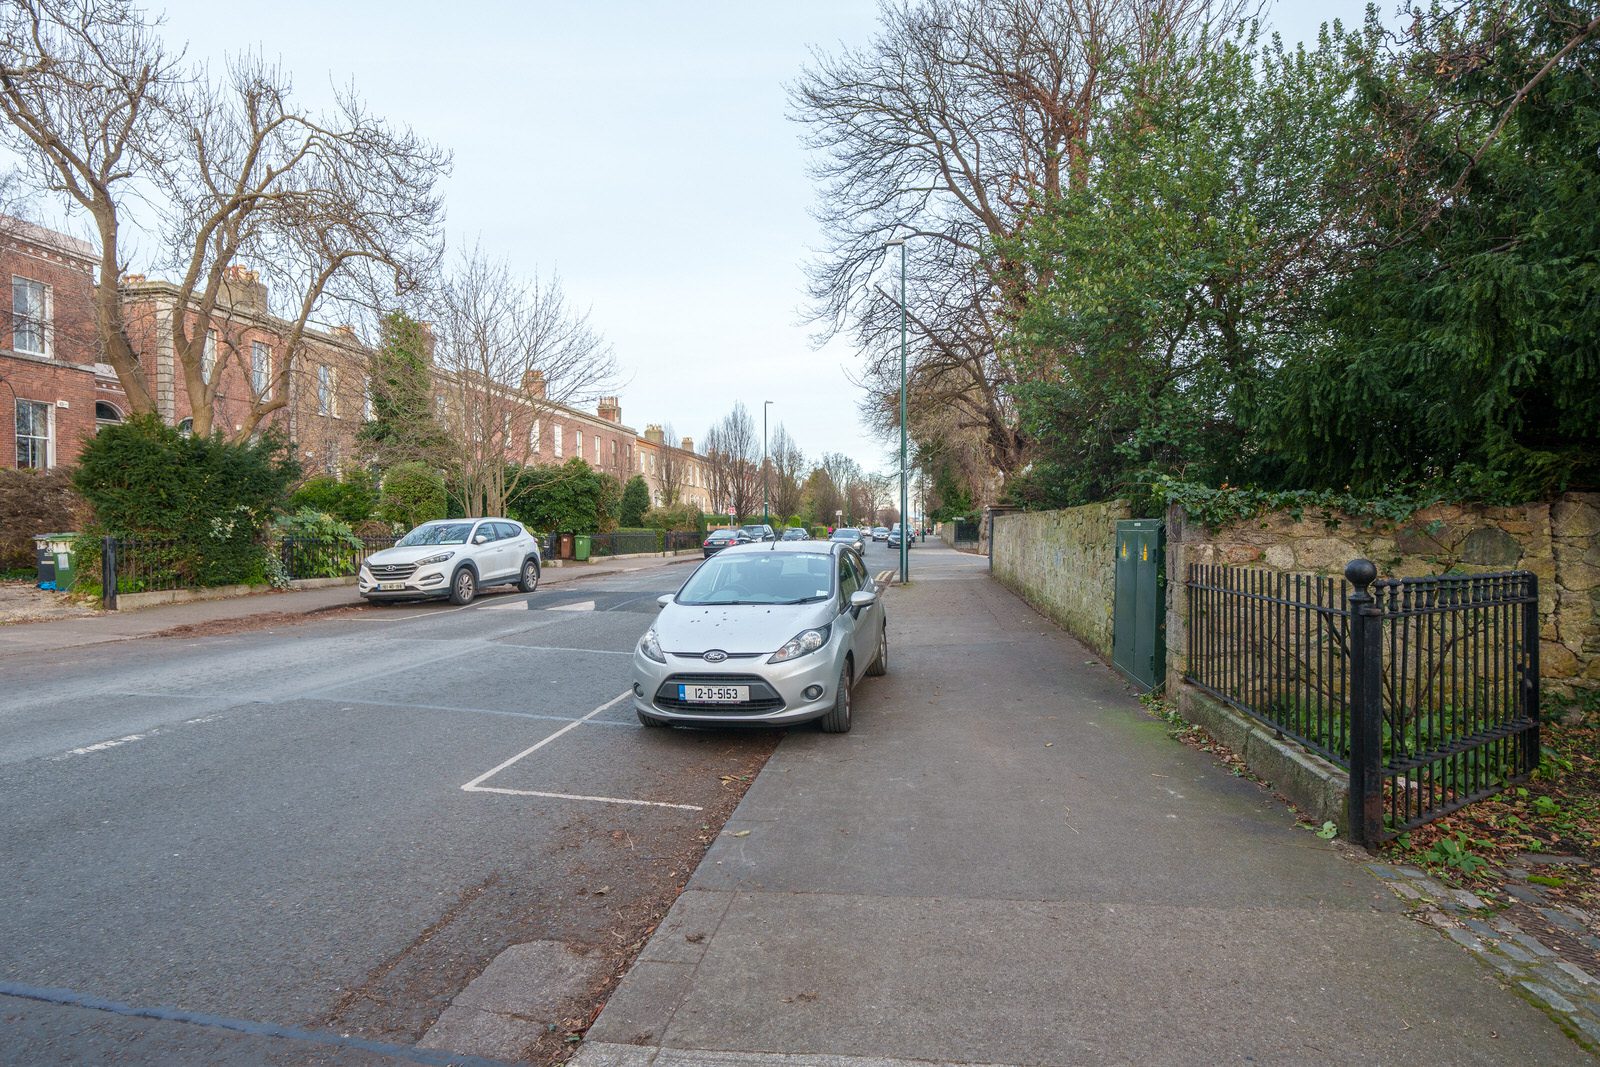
[703, 649, 728, 663]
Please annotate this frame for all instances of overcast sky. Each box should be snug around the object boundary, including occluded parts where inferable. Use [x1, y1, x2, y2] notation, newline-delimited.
[76, 0, 1376, 473]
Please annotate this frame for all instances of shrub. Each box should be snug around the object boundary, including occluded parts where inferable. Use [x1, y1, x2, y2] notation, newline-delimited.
[619, 475, 651, 527]
[271, 508, 363, 579]
[289, 470, 379, 526]
[507, 459, 608, 535]
[641, 502, 706, 535]
[73, 415, 296, 587]
[379, 462, 447, 530]
[0, 467, 88, 571]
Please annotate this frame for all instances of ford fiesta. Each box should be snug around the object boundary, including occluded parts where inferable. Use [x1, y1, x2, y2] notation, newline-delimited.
[632, 541, 888, 733]
[358, 518, 541, 605]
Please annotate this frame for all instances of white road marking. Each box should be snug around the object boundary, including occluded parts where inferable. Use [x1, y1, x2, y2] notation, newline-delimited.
[466, 785, 702, 811]
[461, 690, 703, 812]
[58, 733, 146, 758]
[549, 600, 596, 612]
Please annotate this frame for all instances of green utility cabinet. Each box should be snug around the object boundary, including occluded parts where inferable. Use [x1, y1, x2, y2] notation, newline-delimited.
[1112, 519, 1165, 691]
[34, 533, 78, 591]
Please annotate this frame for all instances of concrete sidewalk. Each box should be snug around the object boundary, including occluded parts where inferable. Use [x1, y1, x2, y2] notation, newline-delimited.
[575, 544, 1588, 1066]
[0, 552, 695, 658]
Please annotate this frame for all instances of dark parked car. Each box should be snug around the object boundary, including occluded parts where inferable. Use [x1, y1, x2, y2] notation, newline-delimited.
[703, 529, 754, 558]
[887, 523, 915, 549]
[780, 527, 810, 541]
[740, 523, 777, 542]
[829, 527, 867, 555]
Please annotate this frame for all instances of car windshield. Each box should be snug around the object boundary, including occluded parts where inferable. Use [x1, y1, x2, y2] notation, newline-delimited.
[740, 525, 766, 536]
[830, 529, 860, 540]
[397, 521, 475, 547]
[677, 552, 835, 606]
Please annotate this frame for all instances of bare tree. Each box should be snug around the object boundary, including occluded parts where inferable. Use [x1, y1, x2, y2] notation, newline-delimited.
[792, 0, 1246, 484]
[0, 2, 451, 440]
[0, 0, 179, 413]
[656, 421, 686, 506]
[718, 402, 760, 520]
[702, 423, 730, 518]
[159, 53, 449, 439]
[431, 247, 617, 517]
[768, 423, 805, 520]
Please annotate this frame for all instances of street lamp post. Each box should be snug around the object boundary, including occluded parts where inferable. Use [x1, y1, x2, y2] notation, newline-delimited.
[762, 400, 773, 529]
[885, 237, 909, 584]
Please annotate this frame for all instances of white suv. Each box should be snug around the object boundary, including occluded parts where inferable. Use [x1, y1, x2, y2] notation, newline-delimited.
[359, 518, 541, 605]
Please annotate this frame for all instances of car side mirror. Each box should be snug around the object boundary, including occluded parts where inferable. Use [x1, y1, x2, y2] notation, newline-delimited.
[473, 534, 488, 544]
[657, 594, 673, 608]
[849, 590, 877, 610]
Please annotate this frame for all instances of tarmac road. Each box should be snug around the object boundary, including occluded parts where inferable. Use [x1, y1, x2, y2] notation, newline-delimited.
[0, 558, 778, 1065]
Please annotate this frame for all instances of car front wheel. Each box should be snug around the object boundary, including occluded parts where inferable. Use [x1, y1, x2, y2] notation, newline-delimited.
[449, 567, 477, 605]
[518, 558, 540, 593]
[819, 660, 852, 733]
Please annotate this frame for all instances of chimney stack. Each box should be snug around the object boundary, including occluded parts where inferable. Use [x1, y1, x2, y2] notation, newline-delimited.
[680, 436, 694, 452]
[598, 396, 621, 423]
[221, 265, 267, 311]
[643, 424, 664, 445]
[522, 368, 547, 400]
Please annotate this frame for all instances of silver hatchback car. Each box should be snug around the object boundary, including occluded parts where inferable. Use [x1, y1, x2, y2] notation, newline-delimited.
[632, 541, 887, 733]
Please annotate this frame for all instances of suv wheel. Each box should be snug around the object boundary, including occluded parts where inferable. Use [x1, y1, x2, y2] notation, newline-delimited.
[819, 660, 852, 733]
[518, 558, 540, 593]
[449, 566, 477, 605]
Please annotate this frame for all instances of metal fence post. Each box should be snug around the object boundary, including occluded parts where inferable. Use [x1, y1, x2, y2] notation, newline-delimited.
[1345, 558, 1383, 847]
[101, 535, 118, 611]
[1522, 573, 1541, 776]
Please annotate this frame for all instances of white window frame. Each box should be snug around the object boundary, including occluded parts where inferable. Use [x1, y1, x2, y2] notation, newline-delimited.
[575, 429, 583, 459]
[554, 424, 564, 458]
[317, 364, 335, 416]
[530, 418, 541, 453]
[202, 328, 218, 381]
[363, 376, 374, 421]
[11, 277, 52, 357]
[14, 398, 53, 469]
[252, 342, 272, 399]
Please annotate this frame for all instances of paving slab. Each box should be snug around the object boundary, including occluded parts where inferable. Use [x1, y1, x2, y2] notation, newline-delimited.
[575, 545, 1592, 1066]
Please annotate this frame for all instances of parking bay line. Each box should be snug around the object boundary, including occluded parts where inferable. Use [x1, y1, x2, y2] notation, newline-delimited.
[460, 690, 702, 812]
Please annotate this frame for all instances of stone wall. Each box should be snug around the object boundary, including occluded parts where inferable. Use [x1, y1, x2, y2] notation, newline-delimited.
[991, 500, 1133, 660]
[1163, 493, 1600, 698]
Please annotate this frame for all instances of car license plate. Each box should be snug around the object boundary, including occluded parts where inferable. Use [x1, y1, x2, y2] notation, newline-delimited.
[377, 581, 406, 591]
[679, 683, 748, 703]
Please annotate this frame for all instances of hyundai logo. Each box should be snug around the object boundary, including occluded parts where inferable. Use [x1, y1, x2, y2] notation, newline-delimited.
[703, 649, 728, 663]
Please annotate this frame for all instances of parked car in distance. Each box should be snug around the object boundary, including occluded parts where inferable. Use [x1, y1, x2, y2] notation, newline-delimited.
[887, 523, 918, 549]
[703, 528, 754, 558]
[633, 540, 888, 733]
[871, 526, 889, 541]
[740, 523, 777, 542]
[780, 527, 810, 541]
[829, 527, 867, 554]
[359, 518, 541, 605]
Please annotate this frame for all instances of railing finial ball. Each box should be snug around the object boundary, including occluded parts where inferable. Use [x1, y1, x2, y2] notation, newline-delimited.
[1344, 558, 1378, 590]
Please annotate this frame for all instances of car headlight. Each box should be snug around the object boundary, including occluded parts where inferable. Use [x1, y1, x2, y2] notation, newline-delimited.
[640, 628, 666, 663]
[769, 624, 832, 664]
[415, 552, 455, 567]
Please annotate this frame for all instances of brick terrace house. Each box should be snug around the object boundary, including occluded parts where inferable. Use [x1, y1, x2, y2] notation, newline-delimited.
[119, 269, 370, 473]
[3, 218, 717, 508]
[0, 218, 123, 469]
[636, 425, 713, 512]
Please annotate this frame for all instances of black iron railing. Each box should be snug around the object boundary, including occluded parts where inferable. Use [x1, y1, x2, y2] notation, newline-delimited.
[589, 530, 664, 557]
[1185, 560, 1540, 846]
[279, 535, 398, 580]
[104, 536, 188, 597]
[665, 530, 702, 552]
